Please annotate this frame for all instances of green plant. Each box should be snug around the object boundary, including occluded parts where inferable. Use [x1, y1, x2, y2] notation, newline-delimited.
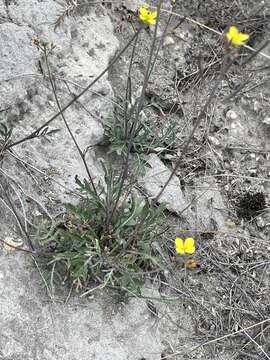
[105, 97, 180, 156]
[0, 121, 12, 146]
[32, 4, 166, 295]
[37, 165, 165, 294]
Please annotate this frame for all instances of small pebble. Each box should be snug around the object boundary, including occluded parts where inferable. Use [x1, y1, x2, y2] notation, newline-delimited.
[225, 219, 236, 228]
[256, 216, 265, 228]
[248, 168, 257, 175]
[208, 136, 220, 146]
[262, 117, 270, 126]
[32, 210, 42, 217]
[253, 100, 260, 112]
[163, 36, 175, 46]
[226, 110, 238, 120]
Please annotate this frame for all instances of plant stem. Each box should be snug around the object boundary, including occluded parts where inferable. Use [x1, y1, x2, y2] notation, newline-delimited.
[124, 33, 140, 139]
[108, 0, 164, 225]
[146, 10, 175, 82]
[0, 181, 35, 250]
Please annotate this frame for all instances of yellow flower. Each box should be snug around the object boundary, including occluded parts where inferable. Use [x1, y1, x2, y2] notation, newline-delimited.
[139, 4, 157, 25]
[175, 237, 195, 255]
[226, 26, 249, 46]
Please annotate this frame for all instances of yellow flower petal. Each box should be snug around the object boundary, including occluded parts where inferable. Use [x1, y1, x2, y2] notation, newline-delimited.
[226, 26, 249, 46]
[151, 11, 157, 19]
[139, 4, 157, 25]
[237, 33, 250, 44]
[184, 237, 195, 255]
[175, 237, 185, 255]
[226, 26, 238, 42]
[147, 17, 156, 25]
[140, 7, 149, 18]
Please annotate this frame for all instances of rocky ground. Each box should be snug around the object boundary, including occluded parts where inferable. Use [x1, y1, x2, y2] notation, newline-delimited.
[0, 0, 270, 359]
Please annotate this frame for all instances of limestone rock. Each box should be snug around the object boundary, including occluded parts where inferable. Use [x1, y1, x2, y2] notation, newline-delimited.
[139, 154, 188, 214]
[194, 178, 228, 231]
[0, 252, 163, 360]
[0, 0, 119, 207]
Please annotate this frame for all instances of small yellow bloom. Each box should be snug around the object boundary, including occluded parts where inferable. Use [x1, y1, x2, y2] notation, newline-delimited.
[175, 237, 195, 255]
[226, 26, 249, 46]
[139, 4, 157, 25]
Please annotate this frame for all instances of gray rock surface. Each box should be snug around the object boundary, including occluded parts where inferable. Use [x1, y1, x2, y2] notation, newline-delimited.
[0, 252, 163, 360]
[139, 154, 188, 214]
[1, 0, 118, 205]
[194, 178, 228, 231]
